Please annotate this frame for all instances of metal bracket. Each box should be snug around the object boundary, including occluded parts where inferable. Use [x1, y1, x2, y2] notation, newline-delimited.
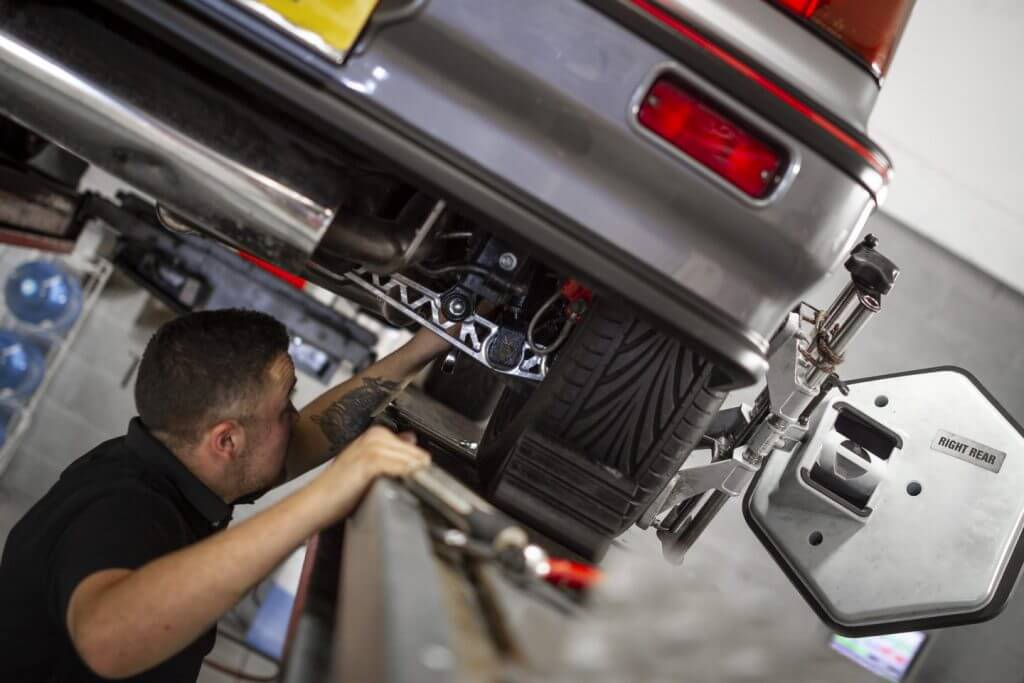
[639, 446, 760, 529]
[636, 408, 750, 530]
[766, 311, 816, 418]
[398, 199, 446, 269]
[344, 268, 547, 381]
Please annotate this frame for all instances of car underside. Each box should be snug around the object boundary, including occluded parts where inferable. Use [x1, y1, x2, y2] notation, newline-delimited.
[0, 0, 904, 564]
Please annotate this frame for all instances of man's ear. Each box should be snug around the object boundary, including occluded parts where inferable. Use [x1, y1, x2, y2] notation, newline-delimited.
[206, 420, 246, 464]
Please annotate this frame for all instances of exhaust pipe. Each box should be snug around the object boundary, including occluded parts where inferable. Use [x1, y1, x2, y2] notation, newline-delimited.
[316, 194, 448, 274]
[0, 13, 351, 271]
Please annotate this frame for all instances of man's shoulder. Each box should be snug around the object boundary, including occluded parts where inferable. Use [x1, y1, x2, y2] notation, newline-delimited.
[59, 436, 173, 495]
[25, 438, 186, 541]
[43, 477, 191, 585]
[66, 485, 188, 544]
[60, 434, 134, 477]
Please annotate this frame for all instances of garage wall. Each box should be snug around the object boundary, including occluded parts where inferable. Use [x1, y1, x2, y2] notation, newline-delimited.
[870, 0, 1024, 295]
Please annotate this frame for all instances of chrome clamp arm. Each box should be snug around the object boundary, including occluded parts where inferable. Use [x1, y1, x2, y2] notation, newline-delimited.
[344, 268, 547, 381]
[638, 436, 757, 529]
[649, 234, 899, 563]
[659, 447, 760, 510]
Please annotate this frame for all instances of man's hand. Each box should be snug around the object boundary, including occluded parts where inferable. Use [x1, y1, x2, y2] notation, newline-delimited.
[313, 426, 430, 518]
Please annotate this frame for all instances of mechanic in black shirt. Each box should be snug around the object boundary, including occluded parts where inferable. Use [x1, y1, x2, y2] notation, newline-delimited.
[0, 309, 450, 681]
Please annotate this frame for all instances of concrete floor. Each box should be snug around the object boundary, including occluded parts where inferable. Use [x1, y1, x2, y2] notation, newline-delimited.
[0, 210, 1021, 682]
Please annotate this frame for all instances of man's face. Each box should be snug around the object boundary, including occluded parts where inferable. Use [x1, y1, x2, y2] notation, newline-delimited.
[238, 353, 298, 494]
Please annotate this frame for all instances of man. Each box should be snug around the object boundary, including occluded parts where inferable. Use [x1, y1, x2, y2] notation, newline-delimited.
[0, 309, 451, 681]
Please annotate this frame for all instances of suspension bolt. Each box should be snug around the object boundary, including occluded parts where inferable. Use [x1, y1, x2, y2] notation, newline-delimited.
[448, 299, 467, 316]
[498, 252, 518, 271]
[442, 292, 471, 321]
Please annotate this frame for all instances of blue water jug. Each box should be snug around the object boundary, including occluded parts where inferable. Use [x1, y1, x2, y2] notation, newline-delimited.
[5, 261, 83, 331]
[0, 330, 45, 399]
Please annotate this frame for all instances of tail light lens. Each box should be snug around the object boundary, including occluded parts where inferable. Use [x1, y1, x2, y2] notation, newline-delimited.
[638, 78, 786, 199]
[773, 0, 915, 78]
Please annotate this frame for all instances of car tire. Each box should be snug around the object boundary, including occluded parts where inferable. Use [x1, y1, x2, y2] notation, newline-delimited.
[477, 296, 727, 558]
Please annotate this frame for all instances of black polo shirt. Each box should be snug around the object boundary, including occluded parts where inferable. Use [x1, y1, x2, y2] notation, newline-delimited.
[0, 418, 233, 682]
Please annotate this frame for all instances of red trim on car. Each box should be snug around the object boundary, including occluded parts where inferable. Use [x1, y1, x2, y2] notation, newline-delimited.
[632, 0, 892, 183]
[776, 0, 822, 18]
[238, 251, 307, 289]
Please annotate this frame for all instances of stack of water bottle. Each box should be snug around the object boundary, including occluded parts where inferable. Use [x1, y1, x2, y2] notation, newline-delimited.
[0, 258, 83, 465]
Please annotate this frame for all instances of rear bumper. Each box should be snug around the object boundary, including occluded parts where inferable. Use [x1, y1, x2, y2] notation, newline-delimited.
[329, 0, 881, 385]
[6, 0, 883, 388]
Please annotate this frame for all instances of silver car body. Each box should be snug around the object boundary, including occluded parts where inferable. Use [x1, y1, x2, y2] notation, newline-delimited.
[0, 0, 894, 386]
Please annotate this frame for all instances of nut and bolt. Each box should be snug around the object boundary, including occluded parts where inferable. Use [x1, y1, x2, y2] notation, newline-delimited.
[743, 449, 763, 466]
[444, 296, 468, 319]
[442, 529, 468, 547]
[498, 252, 518, 271]
[440, 349, 458, 374]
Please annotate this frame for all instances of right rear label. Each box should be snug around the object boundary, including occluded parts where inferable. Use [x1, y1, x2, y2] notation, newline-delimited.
[931, 429, 1005, 473]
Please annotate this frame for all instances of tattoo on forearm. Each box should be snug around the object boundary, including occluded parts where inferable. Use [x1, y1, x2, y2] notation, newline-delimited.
[312, 377, 402, 452]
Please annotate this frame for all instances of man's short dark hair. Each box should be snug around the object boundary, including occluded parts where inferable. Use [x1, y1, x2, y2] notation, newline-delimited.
[135, 309, 290, 446]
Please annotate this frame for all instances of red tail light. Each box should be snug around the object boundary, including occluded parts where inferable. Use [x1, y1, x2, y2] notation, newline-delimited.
[638, 77, 785, 198]
[777, 0, 822, 17]
[772, 0, 915, 78]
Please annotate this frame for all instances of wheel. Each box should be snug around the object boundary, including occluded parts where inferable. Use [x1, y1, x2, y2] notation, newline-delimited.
[477, 296, 727, 559]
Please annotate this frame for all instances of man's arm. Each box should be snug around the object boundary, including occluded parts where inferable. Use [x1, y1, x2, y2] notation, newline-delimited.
[285, 327, 450, 480]
[66, 427, 429, 679]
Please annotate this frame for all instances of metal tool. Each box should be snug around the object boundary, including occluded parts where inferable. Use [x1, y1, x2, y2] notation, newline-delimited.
[404, 465, 534, 557]
[746, 365, 1024, 635]
[649, 234, 899, 563]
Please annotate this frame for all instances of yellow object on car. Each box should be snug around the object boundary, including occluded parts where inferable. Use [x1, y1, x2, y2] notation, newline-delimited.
[244, 0, 379, 60]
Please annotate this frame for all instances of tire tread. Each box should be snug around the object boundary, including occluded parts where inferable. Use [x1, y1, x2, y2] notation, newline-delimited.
[480, 297, 728, 538]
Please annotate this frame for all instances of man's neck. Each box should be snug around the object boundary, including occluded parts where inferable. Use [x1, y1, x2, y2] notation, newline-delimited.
[153, 430, 235, 503]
